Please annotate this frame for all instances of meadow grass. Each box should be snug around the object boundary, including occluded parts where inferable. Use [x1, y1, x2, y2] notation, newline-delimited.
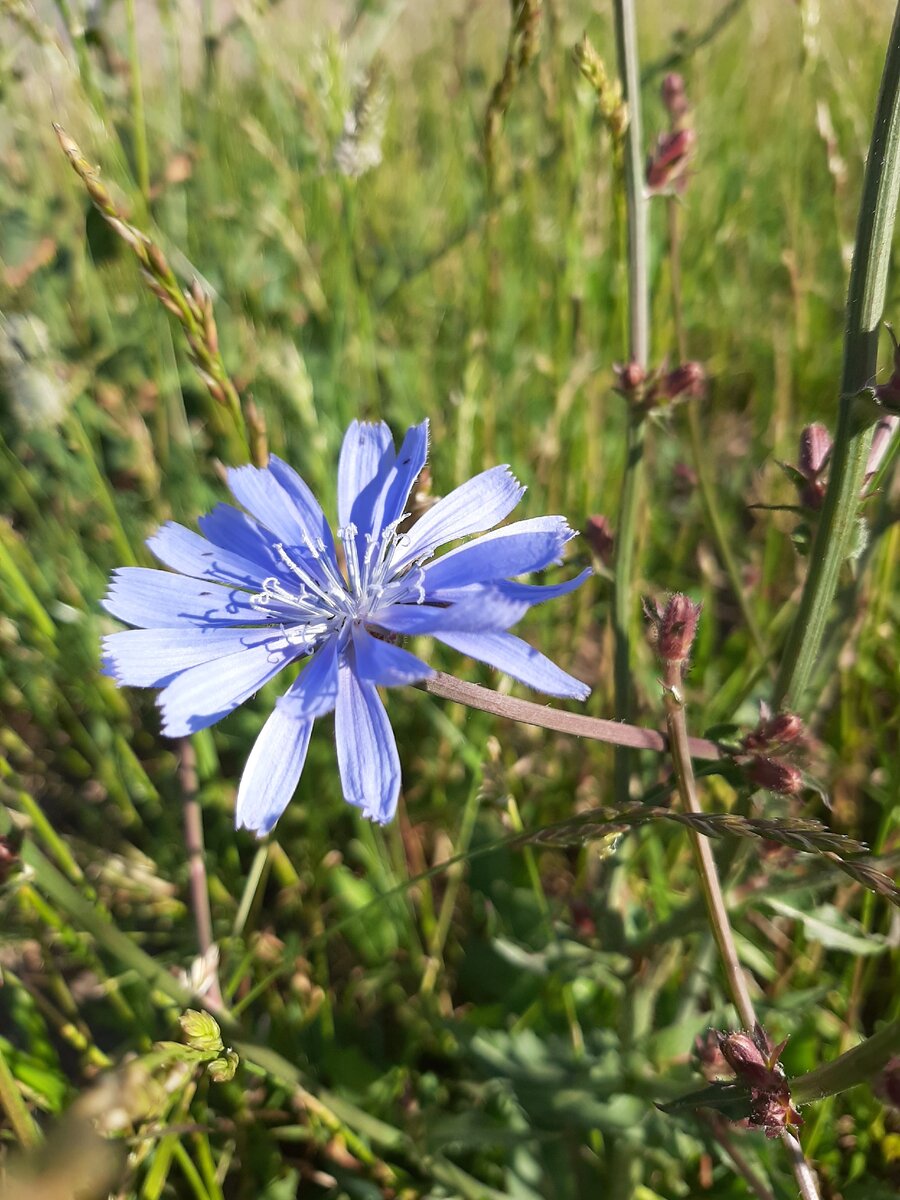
[0, 0, 898, 1196]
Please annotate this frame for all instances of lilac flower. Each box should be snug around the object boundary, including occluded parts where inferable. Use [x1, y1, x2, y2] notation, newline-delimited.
[102, 420, 591, 833]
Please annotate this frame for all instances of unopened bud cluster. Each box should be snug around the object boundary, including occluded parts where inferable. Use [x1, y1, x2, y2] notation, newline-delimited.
[716, 1025, 802, 1138]
[647, 72, 696, 195]
[614, 359, 706, 412]
[790, 409, 897, 511]
[741, 705, 806, 796]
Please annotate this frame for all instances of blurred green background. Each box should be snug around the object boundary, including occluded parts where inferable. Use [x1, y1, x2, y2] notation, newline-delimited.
[0, 0, 898, 1196]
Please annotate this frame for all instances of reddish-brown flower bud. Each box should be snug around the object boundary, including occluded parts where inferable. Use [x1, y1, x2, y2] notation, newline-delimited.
[865, 415, 898, 482]
[646, 126, 696, 194]
[661, 361, 706, 402]
[585, 515, 614, 565]
[874, 1055, 900, 1110]
[798, 423, 831, 481]
[743, 711, 805, 752]
[648, 593, 702, 663]
[614, 360, 646, 395]
[717, 1031, 777, 1090]
[661, 72, 689, 123]
[745, 755, 804, 796]
[749, 1085, 803, 1138]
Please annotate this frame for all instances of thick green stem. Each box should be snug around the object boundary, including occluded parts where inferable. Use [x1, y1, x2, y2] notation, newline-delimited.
[611, 0, 650, 799]
[775, 3, 900, 710]
[792, 1017, 900, 1105]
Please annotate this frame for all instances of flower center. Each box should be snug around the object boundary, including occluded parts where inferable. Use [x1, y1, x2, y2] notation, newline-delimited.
[248, 521, 425, 652]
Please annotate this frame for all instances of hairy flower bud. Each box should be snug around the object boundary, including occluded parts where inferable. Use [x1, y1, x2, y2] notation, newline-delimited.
[746, 755, 804, 796]
[614, 360, 647, 396]
[717, 1031, 778, 1090]
[585, 514, 614, 564]
[646, 594, 702, 664]
[743, 710, 805, 752]
[865, 415, 898, 482]
[646, 127, 697, 194]
[661, 361, 706, 402]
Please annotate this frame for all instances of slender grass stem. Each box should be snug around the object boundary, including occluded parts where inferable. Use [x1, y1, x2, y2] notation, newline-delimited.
[611, 0, 650, 799]
[179, 739, 224, 1012]
[668, 200, 768, 660]
[774, 2, 900, 710]
[661, 661, 756, 1027]
[0, 1039, 41, 1149]
[124, 0, 151, 202]
[660, 659, 821, 1200]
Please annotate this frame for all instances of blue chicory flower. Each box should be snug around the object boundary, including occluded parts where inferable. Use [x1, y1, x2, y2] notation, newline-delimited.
[102, 420, 591, 833]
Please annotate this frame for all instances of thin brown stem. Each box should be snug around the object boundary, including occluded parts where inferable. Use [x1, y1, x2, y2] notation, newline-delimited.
[661, 661, 756, 1026]
[179, 739, 224, 1012]
[419, 671, 722, 760]
[660, 661, 821, 1200]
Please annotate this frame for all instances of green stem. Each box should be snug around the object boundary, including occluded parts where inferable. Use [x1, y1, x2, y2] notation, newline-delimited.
[668, 199, 768, 660]
[774, 2, 900, 711]
[124, 0, 151, 201]
[792, 1017, 900, 1105]
[0, 1040, 41, 1149]
[611, 0, 650, 799]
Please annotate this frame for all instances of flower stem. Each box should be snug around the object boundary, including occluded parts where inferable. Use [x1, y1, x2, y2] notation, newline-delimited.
[661, 662, 756, 1027]
[420, 672, 722, 760]
[611, 0, 650, 801]
[179, 739, 224, 1012]
[660, 661, 821, 1200]
[124, 0, 151, 202]
[774, 2, 900, 711]
[792, 1017, 900, 1105]
[667, 199, 768, 661]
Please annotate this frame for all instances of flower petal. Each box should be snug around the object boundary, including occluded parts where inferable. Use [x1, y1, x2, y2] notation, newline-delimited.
[371, 420, 429, 533]
[436, 630, 590, 699]
[103, 568, 271, 629]
[338, 420, 394, 529]
[392, 465, 525, 570]
[147, 522, 272, 589]
[370, 588, 528, 635]
[352, 627, 433, 687]
[335, 661, 400, 823]
[421, 516, 576, 591]
[491, 568, 593, 606]
[197, 503, 286, 576]
[158, 642, 296, 736]
[235, 708, 313, 835]
[266, 455, 336, 553]
[227, 460, 338, 570]
[276, 637, 340, 719]
[103, 626, 276, 688]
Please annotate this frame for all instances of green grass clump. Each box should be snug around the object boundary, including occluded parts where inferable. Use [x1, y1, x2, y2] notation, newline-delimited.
[0, 1, 898, 1197]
